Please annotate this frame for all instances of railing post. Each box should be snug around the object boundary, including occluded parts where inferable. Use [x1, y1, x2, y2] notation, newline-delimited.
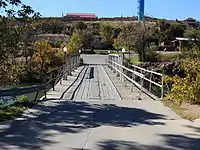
[138, 75, 144, 100]
[149, 72, 153, 92]
[119, 55, 123, 81]
[63, 64, 67, 80]
[68, 55, 72, 76]
[131, 72, 134, 92]
[111, 56, 113, 70]
[52, 72, 55, 91]
[34, 91, 39, 101]
[72, 56, 75, 71]
[44, 89, 47, 99]
[124, 69, 127, 87]
[161, 75, 164, 100]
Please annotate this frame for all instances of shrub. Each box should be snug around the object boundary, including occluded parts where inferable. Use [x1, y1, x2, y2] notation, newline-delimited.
[157, 53, 181, 62]
[145, 45, 159, 62]
[165, 58, 200, 105]
[182, 45, 200, 59]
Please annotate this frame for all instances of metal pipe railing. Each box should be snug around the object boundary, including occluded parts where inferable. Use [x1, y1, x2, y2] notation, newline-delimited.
[108, 54, 164, 100]
[0, 54, 81, 106]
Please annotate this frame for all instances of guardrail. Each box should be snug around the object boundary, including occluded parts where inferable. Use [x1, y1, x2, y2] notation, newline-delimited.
[0, 53, 80, 104]
[108, 54, 164, 100]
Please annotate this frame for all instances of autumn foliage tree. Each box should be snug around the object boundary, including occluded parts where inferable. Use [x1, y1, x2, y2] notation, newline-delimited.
[33, 40, 63, 80]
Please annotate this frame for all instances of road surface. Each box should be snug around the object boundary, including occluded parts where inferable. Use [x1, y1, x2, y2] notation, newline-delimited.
[0, 54, 200, 150]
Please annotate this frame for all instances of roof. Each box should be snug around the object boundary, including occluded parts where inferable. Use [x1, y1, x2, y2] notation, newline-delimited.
[66, 13, 97, 18]
[175, 37, 197, 41]
[185, 17, 196, 21]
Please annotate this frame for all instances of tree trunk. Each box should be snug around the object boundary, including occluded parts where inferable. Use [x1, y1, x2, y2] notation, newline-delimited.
[24, 43, 28, 64]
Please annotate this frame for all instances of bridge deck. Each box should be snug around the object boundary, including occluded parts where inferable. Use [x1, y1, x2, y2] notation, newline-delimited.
[0, 55, 200, 150]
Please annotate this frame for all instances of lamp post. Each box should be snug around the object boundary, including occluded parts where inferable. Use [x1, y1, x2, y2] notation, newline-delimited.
[122, 48, 126, 65]
[121, 48, 126, 82]
[63, 47, 67, 64]
[63, 47, 67, 80]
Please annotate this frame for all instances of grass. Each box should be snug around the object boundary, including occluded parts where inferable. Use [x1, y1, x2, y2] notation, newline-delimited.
[157, 52, 182, 62]
[0, 99, 37, 122]
[94, 49, 123, 55]
[164, 100, 200, 121]
[0, 106, 25, 122]
[129, 56, 143, 65]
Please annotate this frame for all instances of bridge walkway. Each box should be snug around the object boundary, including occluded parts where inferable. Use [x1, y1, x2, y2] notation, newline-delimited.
[0, 55, 200, 150]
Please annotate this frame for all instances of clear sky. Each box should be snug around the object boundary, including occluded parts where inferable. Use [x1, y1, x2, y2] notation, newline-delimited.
[22, 0, 200, 20]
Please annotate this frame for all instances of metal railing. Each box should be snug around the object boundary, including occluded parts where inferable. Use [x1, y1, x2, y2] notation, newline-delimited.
[108, 54, 164, 100]
[0, 54, 80, 105]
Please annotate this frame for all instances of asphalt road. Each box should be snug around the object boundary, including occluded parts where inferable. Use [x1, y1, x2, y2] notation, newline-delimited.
[0, 54, 200, 150]
[81, 54, 108, 65]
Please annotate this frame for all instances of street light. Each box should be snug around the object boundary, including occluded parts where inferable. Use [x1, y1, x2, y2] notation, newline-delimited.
[122, 48, 126, 53]
[63, 47, 68, 80]
[63, 47, 67, 64]
[63, 47, 67, 52]
[122, 48, 126, 63]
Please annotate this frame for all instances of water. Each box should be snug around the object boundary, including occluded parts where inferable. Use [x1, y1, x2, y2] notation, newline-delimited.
[0, 84, 46, 107]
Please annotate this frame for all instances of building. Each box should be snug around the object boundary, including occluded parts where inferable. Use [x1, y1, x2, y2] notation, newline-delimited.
[65, 13, 97, 21]
[176, 17, 197, 27]
[171, 37, 197, 52]
[185, 17, 197, 27]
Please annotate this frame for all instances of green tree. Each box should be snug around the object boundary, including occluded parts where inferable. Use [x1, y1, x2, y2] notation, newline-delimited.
[113, 38, 121, 51]
[184, 27, 200, 43]
[119, 23, 137, 55]
[100, 24, 113, 42]
[67, 32, 83, 53]
[119, 22, 151, 61]
[166, 23, 185, 41]
[75, 22, 87, 30]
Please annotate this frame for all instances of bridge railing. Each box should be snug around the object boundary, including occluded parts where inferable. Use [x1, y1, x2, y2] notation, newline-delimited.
[107, 54, 164, 100]
[0, 54, 80, 105]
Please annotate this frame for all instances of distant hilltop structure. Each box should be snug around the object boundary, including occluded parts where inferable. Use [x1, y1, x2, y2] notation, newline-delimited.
[138, 0, 145, 21]
[176, 17, 198, 27]
[64, 13, 98, 21]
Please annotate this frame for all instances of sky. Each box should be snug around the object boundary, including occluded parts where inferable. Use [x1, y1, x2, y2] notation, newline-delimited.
[22, 0, 200, 20]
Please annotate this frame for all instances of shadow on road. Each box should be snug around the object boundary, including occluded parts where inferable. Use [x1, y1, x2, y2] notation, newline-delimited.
[0, 100, 166, 150]
[98, 136, 200, 150]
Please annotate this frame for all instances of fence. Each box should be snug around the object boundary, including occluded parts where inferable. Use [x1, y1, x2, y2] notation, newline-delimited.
[0, 53, 80, 104]
[108, 54, 164, 100]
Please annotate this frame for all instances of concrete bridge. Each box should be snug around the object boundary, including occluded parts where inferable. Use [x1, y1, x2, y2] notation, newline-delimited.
[0, 54, 200, 150]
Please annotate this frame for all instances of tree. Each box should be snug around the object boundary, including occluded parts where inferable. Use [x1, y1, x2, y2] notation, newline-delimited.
[166, 23, 185, 41]
[119, 23, 138, 59]
[119, 22, 151, 61]
[67, 32, 83, 53]
[184, 27, 200, 43]
[113, 38, 121, 51]
[34, 40, 54, 79]
[75, 22, 87, 30]
[100, 24, 113, 43]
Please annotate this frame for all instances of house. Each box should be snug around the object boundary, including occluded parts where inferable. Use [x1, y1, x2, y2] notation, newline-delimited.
[176, 17, 197, 27]
[64, 13, 97, 21]
[185, 17, 197, 27]
[171, 37, 197, 52]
